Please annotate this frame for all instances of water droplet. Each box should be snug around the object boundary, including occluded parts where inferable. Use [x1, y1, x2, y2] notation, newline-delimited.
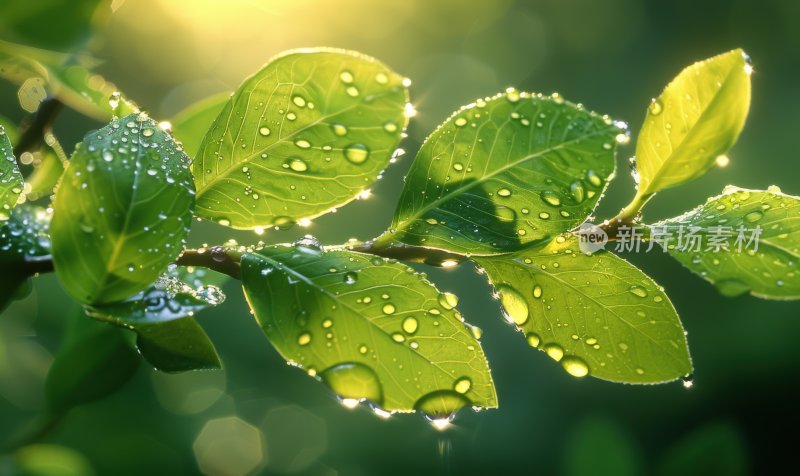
[321, 362, 383, 405]
[286, 158, 308, 172]
[292, 95, 306, 107]
[344, 144, 369, 164]
[298, 332, 312, 346]
[526, 332, 540, 348]
[497, 285, 529, 325]
[331, 123, 348, 136]
[438, 292, 458, 310]
[391, 332, 405, 343]
[383, 121, 398, 133]
[542, 191, 561, 206]
[402, 317, 418, 334]
[586, 170, 603, 188]
[532, 285, 542, 299]
[629, 286, 648, 298]
[346, 86, 359, 97]
[561, 356, 589, 377]
[497, 188, 512, 197]
[339, 71, 354, 84]
[414, 390, 470, 422]
[382, 303, 396, 315]
[375, 72, 389, 84]
[744, 211, 763, 223]
[344, 271, 358, 284]
[454, 117, 468, 127]
[295, 139, 311, 149]
[453, 377, 472, 394]
[570, 181, 585, 203]
[635, 368, 645, 375]
[649, 98, 663, 115]
[715, 155, 730, 167]
[544, 343, 564, 361]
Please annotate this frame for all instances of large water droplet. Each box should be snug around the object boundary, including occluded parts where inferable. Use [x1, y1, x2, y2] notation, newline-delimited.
[298, 332, 311, 346]
[497, 285, 529, 325]
[402, 317, 418, 334]
[344, 144, 370, 164]
[561, 356, 589, 377]
[438, 292, 458, 310]
[543, 343, 564, 361]
[414, 390, 470, 422]
[343, 271, 358, 285]
[629, 286, 648, 298]
[321, 362, 383, 405]
[382, 303, 396, 315]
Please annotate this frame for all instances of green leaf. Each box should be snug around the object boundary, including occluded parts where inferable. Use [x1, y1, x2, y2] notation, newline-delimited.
[194, 48, 409, 229]
[241, 242, 496, 419]
[51, 113, 195, 305]
[379, 91, 622, 255]
[46, 316, 140, 413]
[635, 49, 751, 197]
[475, 235, 692, 384]
[171, 92, 229, 158]
[655, 186, 800, 300]
[0, 40, 137, 120]
[86, 269, 224, 372]
[0, 124, 23, 220]
[0, 204, 51, 312]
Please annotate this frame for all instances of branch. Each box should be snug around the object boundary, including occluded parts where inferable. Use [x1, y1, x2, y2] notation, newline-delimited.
[13, 98, 64, 157]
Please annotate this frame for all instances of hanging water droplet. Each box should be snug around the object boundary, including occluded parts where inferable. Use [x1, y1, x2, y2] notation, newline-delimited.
[526, 332, 540, 348]
[321, 362, 383, 405]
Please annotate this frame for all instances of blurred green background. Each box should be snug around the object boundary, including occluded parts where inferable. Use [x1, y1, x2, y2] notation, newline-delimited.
[1, 0, 799, 474]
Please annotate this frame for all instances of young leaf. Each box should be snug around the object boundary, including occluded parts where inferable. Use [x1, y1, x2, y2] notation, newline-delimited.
[0, 125, 23, 220]
[378, 91, 622, 255]
[475, 235, 692, 384]
[50, 113, 195, 305]
[241, 242, 497, 419]
[634, 49, 751, 197]
[655, 186, 800, 300]
[193, 49, 409, 229]
[171, 92, 229, 158]
[86, 270, 224, 372]
[0, 205, 51, 312]
[46, 316, 140, 413]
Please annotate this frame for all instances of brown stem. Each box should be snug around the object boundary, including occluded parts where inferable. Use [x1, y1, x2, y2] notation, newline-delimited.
[13, 98, 64, 157]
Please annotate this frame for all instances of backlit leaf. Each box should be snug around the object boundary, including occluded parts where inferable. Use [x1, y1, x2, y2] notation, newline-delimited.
[656, 186, 800, 300]
[51, 113, 195, 305]
[379, 91, 622, 255]
[0, 204, 51, 312]
[194, 48, 409, 229]
[475, 235, 692, 384]
[635, 49, 751, 197]
[241, 242, 496, 419]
